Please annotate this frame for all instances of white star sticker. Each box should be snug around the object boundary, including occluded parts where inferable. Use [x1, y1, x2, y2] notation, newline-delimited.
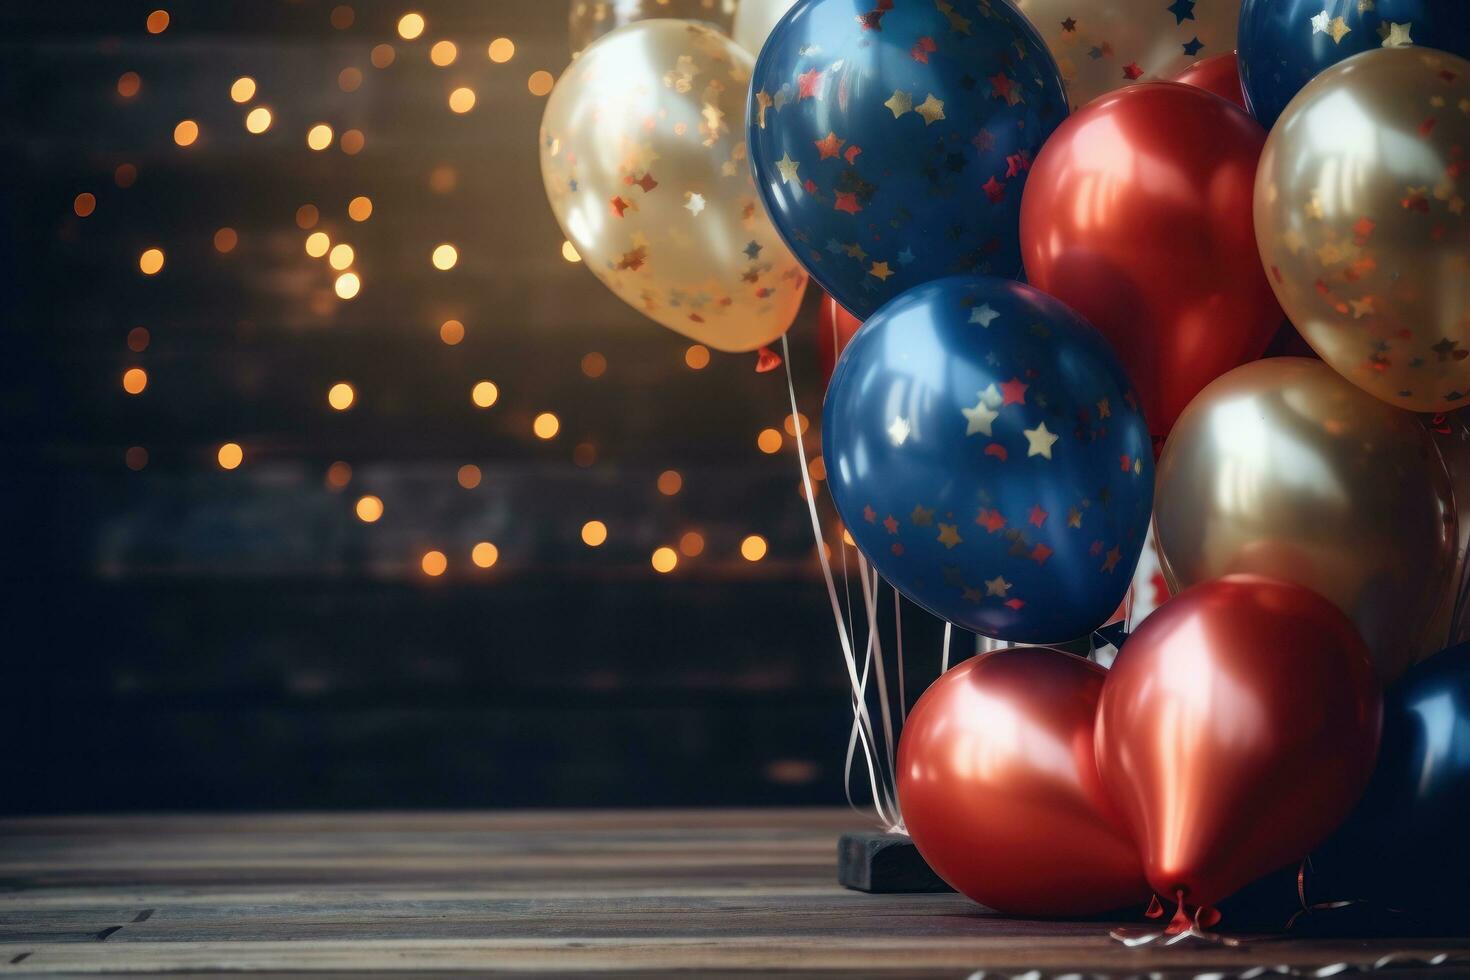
[1023, 421, 1059, 459]
[969, 304, 1000, 327]
[888, 416, 911, 446]
[978, 383, 1003, 408]
[1382, 21, 1413, 47]
[684, 192, 706, 216]
[1310, 10, 1330, 34]
[961, 395, 999, 436]
[776, 153, 799, 183]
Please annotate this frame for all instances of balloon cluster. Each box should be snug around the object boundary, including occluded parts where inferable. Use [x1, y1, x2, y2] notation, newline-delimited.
[539, 0, 1470, 930]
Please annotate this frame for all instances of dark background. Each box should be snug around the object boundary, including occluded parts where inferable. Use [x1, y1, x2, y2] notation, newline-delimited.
[0, 0, 950, 813]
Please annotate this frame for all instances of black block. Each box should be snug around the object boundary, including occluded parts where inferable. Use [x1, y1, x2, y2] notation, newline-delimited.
[837, 832, 954, 893]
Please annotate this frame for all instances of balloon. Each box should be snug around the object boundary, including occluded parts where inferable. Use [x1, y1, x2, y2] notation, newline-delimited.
[1171, 51, 1245, 108]
[1255, 47, 1470, 414]
[1425, 411, 1470, 652]
[824, 276, 1154, 644]
[1015, 0, 1242, 110]
[1095, 575, 1382, 912]
[1313, 641, 1470, 910]
[815, 291, 861, 386]
[568, 0, 736, 58]
[747, 0, 1067, 321]
[731, 0, 797, 56]
[1238, 0, 1470, 131]
[1155, 358, 1457, 682]
[899, 647, 1150, 917]
[540, 21, 808, 352]
[1019, 82, 1280, 443]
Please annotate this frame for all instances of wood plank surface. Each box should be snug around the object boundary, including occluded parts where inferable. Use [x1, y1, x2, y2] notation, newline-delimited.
[0, 810, 1467, 976]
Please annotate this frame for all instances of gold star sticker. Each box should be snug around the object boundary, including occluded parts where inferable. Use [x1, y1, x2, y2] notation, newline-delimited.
[1350, 297, 1375, 318]
[962, 586, 983, 603]
[984, 575, 1011, 597]
[1327, 16, 1351, 42]
[1382, 21, 1412, 47]
[915, 94, 946, 126]
[1101, 545, 1122, 573]
[937, 523, 962, 548]
[1096, 397, 1111, 419]
[776, 153, 799, 183]
[961, 395, 999, 437]
[884, 89, 913, 118]
[1134, 458, 1143, 475]
[1317, 241, 1345, 265]
[755, 89, 774, 128]
[946, 9, 972, 34]
[1359, 0, 1375, 10]
[910, 504, 934, 526]
[1282, 228, 1307, 253]
[889, 417, 911, 446]
[843, 242, 868, 261]
[869, 261, 893, 281]
[1067, 507, 1082, 528]
[1023, 421, 1059, 459]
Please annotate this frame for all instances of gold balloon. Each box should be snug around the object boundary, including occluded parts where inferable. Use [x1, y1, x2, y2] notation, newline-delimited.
[731, 0, 797, 57]
[1155, 357, 1456, 682]
[540, 20, 808, 352]
[568, 0, 736, 59]
[1257, 47, 1470, 413]
[1016, 0, 1241, 109]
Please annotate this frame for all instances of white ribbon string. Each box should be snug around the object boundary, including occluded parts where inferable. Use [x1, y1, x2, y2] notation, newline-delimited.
[941, 621, 953, 674]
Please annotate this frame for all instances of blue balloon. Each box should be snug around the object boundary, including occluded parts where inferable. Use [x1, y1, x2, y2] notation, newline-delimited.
[747, 0, 1068, 321]
[1239, 0, 1470, 130]
[824, 276, 1153, 643]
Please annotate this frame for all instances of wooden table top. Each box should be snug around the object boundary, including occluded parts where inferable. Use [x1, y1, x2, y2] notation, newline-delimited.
[0, 809, 1466, 977]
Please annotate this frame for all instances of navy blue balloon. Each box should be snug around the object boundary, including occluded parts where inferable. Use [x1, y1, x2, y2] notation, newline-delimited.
[1315, 641, 1470, 909]
[747, 0, 1067, 321]
[824, 276, 1153, 643]
[1239, 0, 1470, 130]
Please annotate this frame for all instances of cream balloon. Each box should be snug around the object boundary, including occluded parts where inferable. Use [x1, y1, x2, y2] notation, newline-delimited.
[540, 20, 808, 352]
[732, 0, 797, 57]
[568, 0, 736, 59]
[1155, 357, 1457, 682]
[1016, 0, 1241, 109]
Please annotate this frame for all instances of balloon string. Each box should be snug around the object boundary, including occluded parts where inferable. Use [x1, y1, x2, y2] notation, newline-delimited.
[893, 587, 907, 722]
[858, 555, 899, 789]
[941, 621, 953, 674]
[779, 332, 900, 831]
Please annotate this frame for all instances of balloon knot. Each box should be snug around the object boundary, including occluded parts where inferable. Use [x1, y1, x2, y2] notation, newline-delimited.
[755, 346, 782, 373]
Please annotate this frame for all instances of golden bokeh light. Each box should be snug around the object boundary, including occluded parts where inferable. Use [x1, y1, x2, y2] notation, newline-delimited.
[115, 163, 137, 187]
[327, 382, 355, 410]
[173, 120, 199, 146]
[757, 428, 783, 454]
[347, 195, 373, 221]
[213, 227, 238, 253]
[841, 527, 855, 546]
[326, 461, 352, 489]
[580, 352, 606, 378]
[230, 76, 256, 103]
[338, 67, 362, 92]
[355, 495, 384, 522]
[328, 243, 354, 270]
[428, 165, 457, 193]
[296, 204, 319, 229]
[784, 413, 810, 437]
[421, 550, 447, 576]
[306, 123, 334, 151]
[573, 442, 597, 467]
[684, 345, 710, 370]
[561, 240, 581, 262]
[138, 248, 165, 275]
[305, 231, 330, 257]
[125, 446, 149, 471]
[371, 44, 396, 68]
[439, 319, 464, 345]
[431, 243, 458, 269]
[330, 4, 355, 29]
[117, 72, 141, 98]
[808, 455, 826, 481]
[340, 129, 365, 155]
[122, 367, 148, 395]
[581, 520, 608, 547]
[488, 37, 515, 63]
[217, 442, 244, 470]
[73, 192, 96, 218]
[456, 464, 481, 489]
[245, 106, 272, 133]
[448, 86, 476, 113]
[533, 412, 560, 439]
[471, 380, 498, 408]
[528, 70, 554, 96]
[472, 542, 499, 568]
[679, 531, 705, 557]
[397, 12, 425, 39]
[146, 9, 170, 34]
[657, 470, 682, 496]
[127, 327, 150, 352]
[741, 535, 769, 562]
[651, 547, 678, 573]
[334, 272, 361, 299]
[430, 40, 457, 66]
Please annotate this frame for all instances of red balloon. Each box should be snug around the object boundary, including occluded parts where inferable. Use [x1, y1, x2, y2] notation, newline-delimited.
[1095, 576, 1381, 913]
[1020, 83, 1281, 442]
[1171, 52, 1245, 109]
[899, 648, 1150, 917]
[816, 292, 862, 385]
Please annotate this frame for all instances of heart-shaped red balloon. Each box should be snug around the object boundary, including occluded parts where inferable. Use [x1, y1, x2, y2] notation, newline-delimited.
[898, 647, 1150, 917]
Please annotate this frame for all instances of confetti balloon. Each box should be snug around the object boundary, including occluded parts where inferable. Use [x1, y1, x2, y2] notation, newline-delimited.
[824, 276, 1154, 644]
[1256, 47, 1470, 413]
[899, 647, 1150, 917]
[1238, 0, 1470, 131]
[568, 0, 736, 58]
[1015, 0, 1242, 109]
[541, 21, 808, 352]
[747, 0, 1068, 321]
[731, 0, 798, 56]
[1155, 357, 1457, 682]
[1020, 82, 1280, 443]
[1172, 51, 1245, 108]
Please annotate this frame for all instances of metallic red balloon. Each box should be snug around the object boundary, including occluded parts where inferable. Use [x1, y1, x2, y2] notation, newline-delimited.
[1020, 82, 1281, 442]
[1172, 52, 1246, 109]
[816, 292, 862, 385]
[899, 648, 1150, 917]
[1095, 576, 1382, 912]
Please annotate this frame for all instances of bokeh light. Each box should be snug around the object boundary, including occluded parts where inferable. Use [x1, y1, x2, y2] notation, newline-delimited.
[245, 106, 273, 133]
[581, 520, 608, 547]
[348, 196, 373, 221]
[528, 70, 554, 96]
[397, 12, 425, 39]
[338, 67, 362, 92]
[561, 240, 581, 262]
[784, 413, 810, 437]
[430, 40, 457, 66]
[334, 272, 361, 299]
[230, 77, 256, 103]
[580, 352, 606, 378]
[533, 412, 560, 439]
[488, 37, 515, 63]
[117, 72, 141, 98]
[741, 535, 768, 562]
[340, 129, 365, 155]
[217, 443, 243, 470]
[173, 120, 199, 146]
[125, 447, 149, 471]
[146, 9, 170, 34]
[307, 123, 334, 151]
[296, 204, 319, 229]
[114, 163, 137, 187]
[127, 327, 150, 352]
[651, 547, 678, 573]
[472, 542, 499, 568]
[421, 550, 447, 576]
[355, 495, 384, 522]
[439, 319, 465, 345]
[305, 232, 330, 257]
[456, 464, 481, 489]
[330, 4, 354, 29]
[326, 461, 352, 489]
[73, 193, 96, 217]
[448, 87, 476, 113]
[432, 244, 458, 269]
[471, 381, 498, 408]
[684, 345, 710, 370]
[371, 44, 396, 68]
[679, 532, 705, 557]
[327, 382, 355, 410]
[757, 428, 782, 454]
[657, 470, 682, 496]
[122, 368, 148, 395]
[138, 248, 165, 275]
[328, 243, 354, 270]
[213, 227, 238, 253]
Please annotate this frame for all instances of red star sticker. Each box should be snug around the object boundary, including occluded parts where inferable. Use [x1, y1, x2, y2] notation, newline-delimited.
[858, 0, 892, 29]
[1000, 377, 1028, 405]
[844, 145, 862, 164]
[1120, 454, 1132, 472]
[803, 178, 819, 193]
[628, 172, 657, 192]
[815, 131, 845, 159]
[1028, 504, 1048, 527]
[797, 69, 826, 100]
[834, 191, 862, 214]
[1030, 542, 1053, 565]
[863, 505, 877, 523]
[1421, 118, 1438, 138]
[1004, 151, 1031, 177]
[972, 129, 995, 152]
[988, 72, 1013, 100]
[985, 443, 1008, 462]
[982, 175, 1006, 203]
[1123, 62, 1144, 80]
[1353, 217, 1375, 241]
[1061, 16, 1077, 31]
[1089, 540, 1104, 556]
[883, 515, 899, 534]
[610, 196, 631, 217]
[1004, 597, 1025, 610]
[976, 508, 1007, 533]
[911, 36, 937, 63]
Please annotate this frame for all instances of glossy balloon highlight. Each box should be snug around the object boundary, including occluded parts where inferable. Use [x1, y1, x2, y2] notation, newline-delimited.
[1171, 51, 1245, 108]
